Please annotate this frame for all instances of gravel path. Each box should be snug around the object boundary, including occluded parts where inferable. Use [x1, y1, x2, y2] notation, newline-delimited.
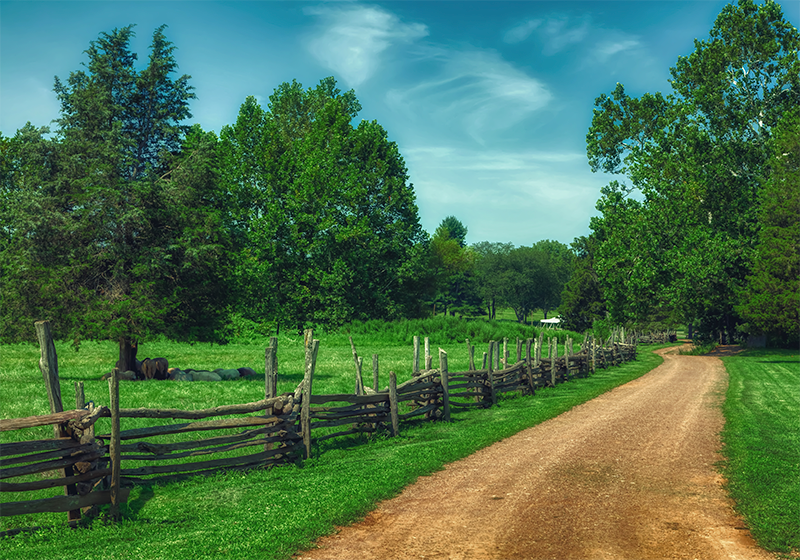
[296, 346, 771, 560]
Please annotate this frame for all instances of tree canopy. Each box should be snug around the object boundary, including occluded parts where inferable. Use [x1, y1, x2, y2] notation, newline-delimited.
[219, 78, 428, 332]
[0, 26, 233, 367]
[736, 106, 800, 344]
[585, 0, 799, 342]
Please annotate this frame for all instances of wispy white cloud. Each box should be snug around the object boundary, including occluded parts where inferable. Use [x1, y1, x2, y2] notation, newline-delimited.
[504, 14, 590, 54]
[304, 4, 428, 87]
[595, 39, 641, 61]
[387, 48, 552, 144]
[541, 15, 590, 55]
[504, 19, 542, 44]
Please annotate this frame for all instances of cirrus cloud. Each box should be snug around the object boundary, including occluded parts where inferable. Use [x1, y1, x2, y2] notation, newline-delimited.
[305, 4, 428, 87]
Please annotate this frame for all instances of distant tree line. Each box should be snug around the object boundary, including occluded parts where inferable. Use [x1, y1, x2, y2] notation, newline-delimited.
[0, 24, 576, 363]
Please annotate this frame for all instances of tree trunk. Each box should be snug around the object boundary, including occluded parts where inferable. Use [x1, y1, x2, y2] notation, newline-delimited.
[543, 309, 549, 319]
[491, 298, 496, 320]
[117, 337, 138, 372]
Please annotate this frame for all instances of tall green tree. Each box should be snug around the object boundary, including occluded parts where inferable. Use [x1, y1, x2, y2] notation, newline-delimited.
[472, 241, 515, 319]
[428, 220, 479, 316]
[220, 78, 427, 331]
[438, 215, 468, 248]
[530, 239, 574, 318]
[0, 26, 232, 368]
[559, 235, 606, 332]
[736, 107, 800, 344]
[586, 0, 799, 340]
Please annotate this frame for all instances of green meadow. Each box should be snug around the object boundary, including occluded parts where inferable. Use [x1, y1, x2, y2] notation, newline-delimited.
[1, 318, 658, 560]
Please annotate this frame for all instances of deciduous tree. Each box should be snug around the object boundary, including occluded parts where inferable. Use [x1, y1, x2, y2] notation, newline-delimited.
[586, 0, 799, 340]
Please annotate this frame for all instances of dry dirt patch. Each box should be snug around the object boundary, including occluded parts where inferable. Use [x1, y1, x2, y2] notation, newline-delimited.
[296, 346, 772, 560]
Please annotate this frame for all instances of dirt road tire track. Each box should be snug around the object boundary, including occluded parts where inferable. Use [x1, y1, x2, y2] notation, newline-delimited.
[296, 346, 771, 560]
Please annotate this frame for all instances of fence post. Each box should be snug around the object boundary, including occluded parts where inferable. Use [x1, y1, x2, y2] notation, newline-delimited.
[35, 321, 63, 428]
[265, 337, 277, 399]
[424, 337, 432, 370]
[35, 321, 82, 523]
[525, 338, 535, 395]
[388, 372, 400, 437]
[487, 341, 497, 406]
[301, 339, 319, 459]
[502, 338, 508, 368]
[551, 338, 558, 387]
[107, 369, 121, 522]
[439, 349, 451, 422]
[349, 336, 363, 395]
[516, 338, 523, 364]
[413, 336, 420, 374]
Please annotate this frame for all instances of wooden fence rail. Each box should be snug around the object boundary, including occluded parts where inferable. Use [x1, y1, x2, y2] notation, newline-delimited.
[2, 324, 638, 534]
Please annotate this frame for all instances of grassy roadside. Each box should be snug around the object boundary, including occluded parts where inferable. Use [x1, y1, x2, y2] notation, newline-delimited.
[720, 349, 800, 556]
[0, 341, 671, 560]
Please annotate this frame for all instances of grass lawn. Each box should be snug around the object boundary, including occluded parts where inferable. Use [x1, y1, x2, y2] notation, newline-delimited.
[720, 348, 800, 556]
[0, 330, 671, 560]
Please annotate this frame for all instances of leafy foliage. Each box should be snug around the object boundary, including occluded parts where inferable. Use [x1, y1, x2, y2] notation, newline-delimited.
[586, 0, 799, 340]
[0, 26, 233, 355]
[559, 235, 606, 332]
[736, 107, 800, 345]
[219, 78, 427, 333]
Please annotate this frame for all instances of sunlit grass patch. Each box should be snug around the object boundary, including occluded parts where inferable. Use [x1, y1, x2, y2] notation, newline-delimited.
[720, 349, 800, 555]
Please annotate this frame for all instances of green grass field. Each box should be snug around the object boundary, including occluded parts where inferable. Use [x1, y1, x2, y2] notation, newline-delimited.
[1, 322, 669, 560]
[720, 349, 800, 556]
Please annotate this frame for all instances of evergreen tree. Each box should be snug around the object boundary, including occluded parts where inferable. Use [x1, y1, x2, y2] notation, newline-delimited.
[559, 236, 606, 332]
[737, 107, 800, 345]
[0, 26, 232, 368]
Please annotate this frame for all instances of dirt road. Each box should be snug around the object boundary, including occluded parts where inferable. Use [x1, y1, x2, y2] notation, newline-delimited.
[296, 346, 771, 560]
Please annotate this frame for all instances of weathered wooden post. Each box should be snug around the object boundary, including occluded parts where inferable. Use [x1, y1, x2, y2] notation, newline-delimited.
[525, 338, 535, 395]
[502, 338, 509, 368]
[494, 340, 500, 370]
[349, 337, 365, 395]
[424, 337, 432, 370]
[516, 338, 523, 364]
[35, 321, 63, 428]
[301, 339, 319, 459]
[388, 372, 400, 436]
[467, 341, 475, 371]
[551, 338, 558, 387]
[107, 368, 121, 522]
[439, 349, 451, 422]
[35, 321, 82, 523]
[74, 381, 85, 410]
[356, 357, 364, 396]
[487, 341, 497, 406]
[413, 336, 420, 374]
[265, 337, 278, 399]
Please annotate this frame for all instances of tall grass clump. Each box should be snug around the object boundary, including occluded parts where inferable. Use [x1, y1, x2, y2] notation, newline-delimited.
[331, 315, 581, 346]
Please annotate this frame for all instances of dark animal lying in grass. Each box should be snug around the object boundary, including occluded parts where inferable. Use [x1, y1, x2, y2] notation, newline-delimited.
[140, 357, 169, 380]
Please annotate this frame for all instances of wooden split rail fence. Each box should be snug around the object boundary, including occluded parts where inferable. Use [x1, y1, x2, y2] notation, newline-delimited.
[1, 322, 636, 532]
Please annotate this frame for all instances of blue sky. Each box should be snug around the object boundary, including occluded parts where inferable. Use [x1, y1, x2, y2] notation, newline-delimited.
[2, 1, 796, 247]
